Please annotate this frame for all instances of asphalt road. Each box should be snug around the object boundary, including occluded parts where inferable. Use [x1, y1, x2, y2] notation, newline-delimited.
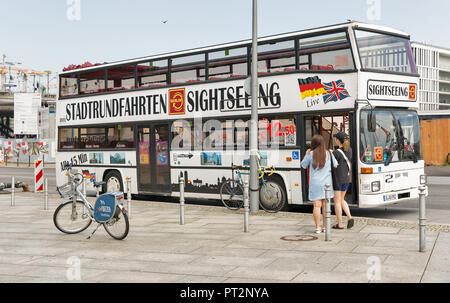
[1, 166, 449, 225]
[0, 167, 58, 194]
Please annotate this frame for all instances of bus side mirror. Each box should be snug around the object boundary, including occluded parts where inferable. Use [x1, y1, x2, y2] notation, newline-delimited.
[368, 112, 377, 132]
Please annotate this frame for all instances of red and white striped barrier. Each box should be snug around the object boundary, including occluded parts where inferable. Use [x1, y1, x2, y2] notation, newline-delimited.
[35, 160, 44, 192]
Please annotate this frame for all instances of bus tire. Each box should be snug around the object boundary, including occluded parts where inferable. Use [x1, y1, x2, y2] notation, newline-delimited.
[103, 170, 124, 193]
[259, 176, 288, 213]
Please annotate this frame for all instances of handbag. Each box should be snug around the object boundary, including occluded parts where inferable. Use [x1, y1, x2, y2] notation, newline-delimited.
[328, 150, 339, 191]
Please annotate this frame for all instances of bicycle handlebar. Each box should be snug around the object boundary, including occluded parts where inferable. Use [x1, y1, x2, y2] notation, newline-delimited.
[63, 164, 83, 187]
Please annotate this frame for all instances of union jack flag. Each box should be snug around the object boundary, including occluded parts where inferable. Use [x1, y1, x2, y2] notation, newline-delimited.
[322, 80, 350, 104]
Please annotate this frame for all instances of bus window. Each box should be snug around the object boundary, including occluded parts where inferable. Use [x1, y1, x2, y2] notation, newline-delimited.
[299, 32, 353, 71]
[60, 74, 78, 97]
[80, 127, 106, 149]
[59, 128, 79, 149]
[311, 48, 354, 71]
[234, 120, 248, 150]
[232, 115, 297, 149]
[259, 116, 297, 147]
[107, 64, 135, 91]
[171, 54, 206, 84]
[203, 120, 228, 149]
[359, 110, 421, 164]
[299, 55, 309, 70]
[258, 40, 296, 73]
[208, 47, 248, 79]
[137, 60, 168, 88]
[80, 70, 105, 95]
[107, 125, 134, 148]
[355, 30, 417, 74]
[171, 120, 193, 150]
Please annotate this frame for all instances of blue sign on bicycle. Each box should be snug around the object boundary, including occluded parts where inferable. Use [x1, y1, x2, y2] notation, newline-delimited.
[292, 151, 299, 160]
[93, 194, 116, 223]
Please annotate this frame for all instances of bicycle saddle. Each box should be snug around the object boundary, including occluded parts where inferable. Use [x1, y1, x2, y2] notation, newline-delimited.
[93, 181, 105, 188]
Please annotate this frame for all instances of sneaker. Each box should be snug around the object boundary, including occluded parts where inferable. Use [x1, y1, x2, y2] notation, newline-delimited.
[315, 229, 321, 234]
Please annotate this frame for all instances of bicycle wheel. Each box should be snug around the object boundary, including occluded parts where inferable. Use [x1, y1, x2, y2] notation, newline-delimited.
[259, 180, 286, 213]
[53, 200, 92, 234]
[103, 206, 129, 240]
[220, 180, 244, 210]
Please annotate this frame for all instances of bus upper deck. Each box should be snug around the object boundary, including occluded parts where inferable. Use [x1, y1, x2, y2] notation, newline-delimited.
[58, 21, 419, 104]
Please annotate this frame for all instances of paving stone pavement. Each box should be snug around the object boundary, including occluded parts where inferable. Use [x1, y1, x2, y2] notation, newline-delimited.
[0, 192, 449, 283]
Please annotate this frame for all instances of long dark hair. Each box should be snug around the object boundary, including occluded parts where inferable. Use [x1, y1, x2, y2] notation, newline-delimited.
[311, 134, 326, 169]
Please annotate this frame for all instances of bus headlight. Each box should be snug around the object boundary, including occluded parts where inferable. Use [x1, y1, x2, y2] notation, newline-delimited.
[420, 175, 427, 185]
[371, 181, 381, 192]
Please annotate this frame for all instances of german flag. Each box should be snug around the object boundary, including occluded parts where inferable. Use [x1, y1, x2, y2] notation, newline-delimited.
[298, 77, 326, 99]
[82, 170, 91, 179]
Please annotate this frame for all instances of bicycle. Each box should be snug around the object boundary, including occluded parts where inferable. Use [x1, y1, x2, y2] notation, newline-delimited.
[220, 163, 286, 213]
[53, 165, 129, 240]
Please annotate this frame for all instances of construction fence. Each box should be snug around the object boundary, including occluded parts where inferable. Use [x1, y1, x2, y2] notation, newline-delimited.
[420, 118, 450, 166]
[0, 139, 56, 165]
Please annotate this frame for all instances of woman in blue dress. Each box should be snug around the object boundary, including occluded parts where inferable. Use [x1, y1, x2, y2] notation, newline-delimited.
[301, 135, 338, 234]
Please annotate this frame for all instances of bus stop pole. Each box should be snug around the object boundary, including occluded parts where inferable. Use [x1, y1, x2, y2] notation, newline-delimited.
[249, 0, 259, 214]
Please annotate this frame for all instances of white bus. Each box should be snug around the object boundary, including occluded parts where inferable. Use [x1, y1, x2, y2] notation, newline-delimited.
[56, 21, 426, 210]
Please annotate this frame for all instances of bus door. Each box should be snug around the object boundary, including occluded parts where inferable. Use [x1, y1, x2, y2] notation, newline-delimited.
[301, 113, 356, 204]
[137, 124, 171, 193]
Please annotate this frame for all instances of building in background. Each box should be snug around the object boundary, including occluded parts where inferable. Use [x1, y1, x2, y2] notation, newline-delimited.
[412, 42, 450, 111]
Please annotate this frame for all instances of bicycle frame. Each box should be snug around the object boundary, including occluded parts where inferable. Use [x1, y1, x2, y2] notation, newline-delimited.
[65, 169, 126, 223]
[70, 186, 94, 220]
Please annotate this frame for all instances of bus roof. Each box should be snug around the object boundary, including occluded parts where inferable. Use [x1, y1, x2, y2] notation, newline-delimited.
[59, 21, 410, 75]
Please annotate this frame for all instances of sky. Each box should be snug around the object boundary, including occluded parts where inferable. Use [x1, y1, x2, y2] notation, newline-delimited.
[1, 0, 450, 92]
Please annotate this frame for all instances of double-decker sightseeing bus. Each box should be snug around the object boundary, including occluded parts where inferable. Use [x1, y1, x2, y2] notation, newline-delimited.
[56, 21, 426, 210]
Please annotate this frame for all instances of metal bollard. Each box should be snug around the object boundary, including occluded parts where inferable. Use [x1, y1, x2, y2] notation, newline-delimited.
[419, 185, 427, 252]
[243, 180, 249, 233]
[126, 177, 132, 219]
[325, 184, 331, 241]
[44, 178, 48, 210]
[179, 175, 185, 225]
[11, 176, 15, 206]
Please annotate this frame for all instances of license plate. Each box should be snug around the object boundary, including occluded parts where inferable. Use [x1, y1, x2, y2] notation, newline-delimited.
[383, 194, 397, 202]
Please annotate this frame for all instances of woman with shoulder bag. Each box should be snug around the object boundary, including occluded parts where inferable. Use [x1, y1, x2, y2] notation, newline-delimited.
[301, 135, 338, 234]
[331, 132, 354, 229]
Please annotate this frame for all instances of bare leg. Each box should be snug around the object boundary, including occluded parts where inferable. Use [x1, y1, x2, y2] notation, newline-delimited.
[341, 191, 352, 219]
[313, 200, 322, 231]
[334, 191, 344, 228]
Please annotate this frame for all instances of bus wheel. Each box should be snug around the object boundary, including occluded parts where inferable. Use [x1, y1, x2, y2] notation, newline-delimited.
[259, 178, 287, 213]
[103, 171, 123, 193]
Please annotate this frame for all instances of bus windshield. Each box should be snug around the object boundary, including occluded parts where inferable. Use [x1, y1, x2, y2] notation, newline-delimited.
[360, 109, 422, 165]
[355, 30, 417, 74]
